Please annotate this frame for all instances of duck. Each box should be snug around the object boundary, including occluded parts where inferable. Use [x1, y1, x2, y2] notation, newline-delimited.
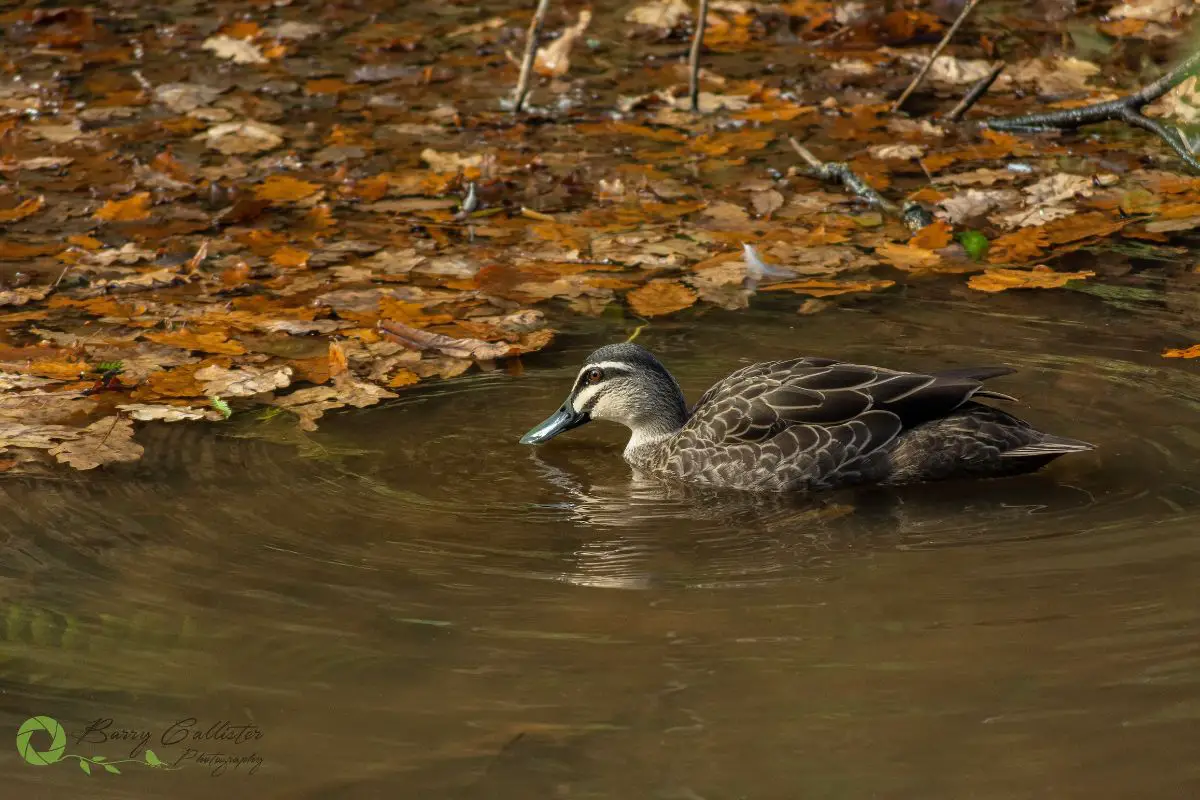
[519, 342, 1093, 492]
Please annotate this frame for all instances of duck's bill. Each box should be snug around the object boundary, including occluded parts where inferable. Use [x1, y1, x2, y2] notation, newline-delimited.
[519, 406, 590, 445]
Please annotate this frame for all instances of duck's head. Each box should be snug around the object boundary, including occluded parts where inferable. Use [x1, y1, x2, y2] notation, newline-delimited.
[520, 343, 688, 446]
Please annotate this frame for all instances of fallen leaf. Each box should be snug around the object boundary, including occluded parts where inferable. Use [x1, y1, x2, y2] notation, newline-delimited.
[195, 364, 293, 397]
[202, 35, 267, 64]
[117, 403, 211, 422]
[968, 265, 1094, 293]
[49, 416, 144, 470]
[874, 241, 942, 271]
[535, 9, 592, 77]
[0, 197, 45, 223]
[378, 320, 516, 360]
[0, 422, 80, 451]
[256, 175, 322, 203]
[144, 329, 247, 355]
[198, 120, 284, 154]
[760, 278, 895, 297]
[94, 192, 152, 222]
[910, 219, 953, 249]
[626, 280, 698, 317]
[1163, 344, 1200, 359]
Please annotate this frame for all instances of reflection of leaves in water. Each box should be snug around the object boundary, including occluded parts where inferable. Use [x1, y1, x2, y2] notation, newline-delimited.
[223, 414, 380, 463]
[1065, 281, 1163, 312]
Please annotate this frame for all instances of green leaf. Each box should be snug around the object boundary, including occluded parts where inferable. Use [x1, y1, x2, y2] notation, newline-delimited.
[93, 360, 125, 376]
[92, 755, 106, 761]
[80, 760, 92, 775]
[104, 764, 121, 774]
[145, 750, 163, 766]
[209, 396, 232, 420]
[957, 230, 989, 261]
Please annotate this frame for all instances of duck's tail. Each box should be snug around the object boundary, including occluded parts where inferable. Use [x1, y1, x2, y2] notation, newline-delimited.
[1000, 434, 1095, 459]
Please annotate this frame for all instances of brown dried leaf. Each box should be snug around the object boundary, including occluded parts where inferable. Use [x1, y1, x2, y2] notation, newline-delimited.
[626, 280, 698, 317]
[378, 320, 515, 360]
[49, 416, 144, 470]
[0, 196, 45, 223]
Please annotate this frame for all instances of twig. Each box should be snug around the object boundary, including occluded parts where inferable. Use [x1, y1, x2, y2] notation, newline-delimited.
[688, 0, 711, 113]
[946, 61, 1005, 122]
[986, 48, 1200, 172]
[892, 0, 984, 113]
[787, 137, 934, 232]
[512, 0, 552, 114]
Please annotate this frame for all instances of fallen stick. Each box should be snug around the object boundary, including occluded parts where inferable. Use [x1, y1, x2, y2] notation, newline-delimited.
[512, 0, 552, 114]
[892, 0, 984, 113]
[787, 137, 934, 232]
[688, 0, 711, 113]
[986, 48, 1200, 172]
[946, 61, 1005, 122]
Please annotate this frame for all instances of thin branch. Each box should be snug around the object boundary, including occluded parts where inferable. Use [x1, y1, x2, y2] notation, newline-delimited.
[512, 0, 552, 114]
[688, 0, 711, 113]
[946, 61, 1005, 122]
[986, 48, 1200, 171]
[787, 137, 934, 232]
[892, 0, 984, 113]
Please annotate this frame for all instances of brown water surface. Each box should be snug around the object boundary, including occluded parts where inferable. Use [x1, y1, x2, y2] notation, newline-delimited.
[4, 285, 1200, 798]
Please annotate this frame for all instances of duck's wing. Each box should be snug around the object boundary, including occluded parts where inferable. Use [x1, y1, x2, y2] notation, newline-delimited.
[682, 358, 1016, 448]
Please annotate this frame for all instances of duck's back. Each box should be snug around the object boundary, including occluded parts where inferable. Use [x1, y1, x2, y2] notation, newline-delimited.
[636, 357, 1089, 491]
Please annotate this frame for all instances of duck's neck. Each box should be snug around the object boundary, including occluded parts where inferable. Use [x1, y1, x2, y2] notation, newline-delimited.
[622, 406, 687, 468]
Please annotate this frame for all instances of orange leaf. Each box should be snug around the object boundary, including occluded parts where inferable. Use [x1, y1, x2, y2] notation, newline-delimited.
[909, 219, 952, 250]
[27, 359, 89, 380]
[220, 20, 260, 39]
[875, 241, 941, 271]
[968, 265, 1093, 293]
[305, 78, 354, 95]
[0, 196, 44, 222]
[328, 340, 349, 380]
[987, 227, 1049, 264]
[626, 280, 697, 317]
[144, 329, 247, 355]
[255, 175, 322, 203]
[1163, 344, 1200, 359]
[94, 192, 152, 221]
[760, 278, 895, 297]
[387, 368, 420, 387]
[576, 122, 688, 143]
[67, 234, 103, 250]
[271, 245, 311, 269]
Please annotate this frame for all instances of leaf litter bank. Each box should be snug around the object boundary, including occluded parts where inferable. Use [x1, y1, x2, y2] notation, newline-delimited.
[2, 0, 1200, 471]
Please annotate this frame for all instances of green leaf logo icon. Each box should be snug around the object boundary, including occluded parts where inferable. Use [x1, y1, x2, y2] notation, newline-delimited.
[15, 716, 66, 766]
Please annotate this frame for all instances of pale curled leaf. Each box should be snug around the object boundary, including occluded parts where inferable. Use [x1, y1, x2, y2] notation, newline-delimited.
[195, 365, 293, 397]
[378, 320, 516, 360]
[202, 35, 267, 64]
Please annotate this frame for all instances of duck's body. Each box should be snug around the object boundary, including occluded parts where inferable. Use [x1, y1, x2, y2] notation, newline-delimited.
[520, 344, 1092, 492]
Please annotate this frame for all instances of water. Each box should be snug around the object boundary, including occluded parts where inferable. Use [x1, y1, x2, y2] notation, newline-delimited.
[4, 285, 1200, 798]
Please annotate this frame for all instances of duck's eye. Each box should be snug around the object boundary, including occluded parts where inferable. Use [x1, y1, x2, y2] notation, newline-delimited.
[584, 368, 604, 385]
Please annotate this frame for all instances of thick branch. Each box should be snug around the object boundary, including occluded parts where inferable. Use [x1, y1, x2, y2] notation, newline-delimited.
[688, 0, 711, 113]
[892, 0, 983, 114]
[512, 0, 552, 114]
[788, 137, 934, 232]
[986, 48, 1200, 170]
